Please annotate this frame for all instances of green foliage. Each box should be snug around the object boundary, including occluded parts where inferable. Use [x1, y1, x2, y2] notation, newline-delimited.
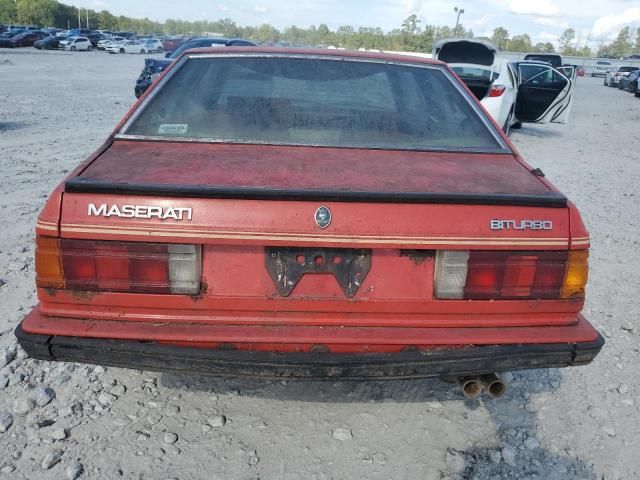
[16, 0, 57, 26]
[597, 27, 634, 58]
[534, 42, 555, 53]
[558, 28, 576, 55]
[491, 27, 509, 50]
[0, 0, 17, 24]
[508, 34, 532, 52]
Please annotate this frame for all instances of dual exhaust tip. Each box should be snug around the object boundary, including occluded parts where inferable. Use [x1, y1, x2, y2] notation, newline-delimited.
[458, 373, 507, 399]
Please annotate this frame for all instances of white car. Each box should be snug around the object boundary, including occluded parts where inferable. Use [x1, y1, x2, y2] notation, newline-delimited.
[63, 36, 93, 51]
[433, 39, 575, 133]
[142, 39, 164, 53]
[604, 66, 637, 87]
[106, 40, 148, 54]
[98, 36, 124, 50]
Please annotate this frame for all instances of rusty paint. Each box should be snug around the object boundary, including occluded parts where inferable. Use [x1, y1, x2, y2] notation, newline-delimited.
[68, 290, 97, 301]
[400, 249, 435, 265]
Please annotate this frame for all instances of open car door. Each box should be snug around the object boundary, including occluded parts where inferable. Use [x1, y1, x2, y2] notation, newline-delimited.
[514, 62, 575, 124]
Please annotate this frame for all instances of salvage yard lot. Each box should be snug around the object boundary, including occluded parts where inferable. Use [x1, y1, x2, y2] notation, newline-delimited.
[0, 49, 639, 479]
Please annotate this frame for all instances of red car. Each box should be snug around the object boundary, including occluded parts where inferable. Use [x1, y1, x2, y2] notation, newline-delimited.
[17, 48, 602, 398]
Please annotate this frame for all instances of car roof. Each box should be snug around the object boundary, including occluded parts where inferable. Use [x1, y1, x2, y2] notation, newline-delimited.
[176, 46, 444, 66]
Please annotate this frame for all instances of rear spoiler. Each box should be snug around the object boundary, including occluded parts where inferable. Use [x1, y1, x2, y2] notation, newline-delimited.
[65, 177, 568, 207]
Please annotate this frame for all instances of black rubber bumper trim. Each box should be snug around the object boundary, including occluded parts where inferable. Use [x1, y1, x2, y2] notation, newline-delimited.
[65, 178, 568, 208]
[15, 323, 604, 379]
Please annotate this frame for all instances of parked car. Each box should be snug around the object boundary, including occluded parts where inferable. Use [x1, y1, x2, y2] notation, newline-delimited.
[17, 48, 602, 395]
[114, 31, 135, 39]
[0, 30, 47, 48]
[591, 60, 610, 77]
[98, 36, 124, 50]
[34, 35, 66, 50]
[618, 69, 640, 93]
[86, 32, 105, 47]
[142, 38, 164, 53]
[134, 37, 256, 97]
[433, 39, 575, 133]
[106, 40, 149, 54]
[604, 66, 637, 87]
[63, 36, 93, 51]
[160, 36, 188, 52]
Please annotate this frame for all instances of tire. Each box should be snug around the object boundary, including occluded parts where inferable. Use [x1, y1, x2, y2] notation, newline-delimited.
[70, 46, 76, 51]
[157, 47, 163, 53]
[511, 121, 522, 130]
[87, 45, 92, 51]
[635, 90, 640, 98]
[604, 78, 607, 86]
[120, 48, 124, 53]
[140, 49, 145, 54]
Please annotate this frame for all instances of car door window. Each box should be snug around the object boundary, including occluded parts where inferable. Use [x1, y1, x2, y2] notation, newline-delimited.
[515, 63, 570, 122]
[520, 64, 565, 87]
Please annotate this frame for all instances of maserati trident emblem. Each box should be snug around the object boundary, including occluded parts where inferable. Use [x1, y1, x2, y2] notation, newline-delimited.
[314, 206, 332, 229]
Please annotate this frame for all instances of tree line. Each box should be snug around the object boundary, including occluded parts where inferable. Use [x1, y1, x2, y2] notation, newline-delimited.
[1, 0, 639, 58]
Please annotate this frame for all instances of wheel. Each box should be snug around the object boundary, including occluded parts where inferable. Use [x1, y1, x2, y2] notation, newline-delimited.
[635, 90, 640, 98]
[604, 78, 607, 86]
[157, 47, 163, 53]
[87, 45, 92, 51]
[70, 46, 76, 51]
[140, 49, 145, 54]
[119, 48, 124, 53]
[511, 121, 522, 130]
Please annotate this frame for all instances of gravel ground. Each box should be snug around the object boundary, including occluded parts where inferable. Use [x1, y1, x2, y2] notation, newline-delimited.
[0, 49, 639, 480]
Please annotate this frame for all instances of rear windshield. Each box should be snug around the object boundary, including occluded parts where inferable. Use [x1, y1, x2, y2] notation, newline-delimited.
[451, 66, 493, 80]
[125, 55, 505, 153]
[619, 66, 637, 72]
[524, 54, 562, 67]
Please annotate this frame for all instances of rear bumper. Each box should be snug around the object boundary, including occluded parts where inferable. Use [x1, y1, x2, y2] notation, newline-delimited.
[16, 313, 604, 380]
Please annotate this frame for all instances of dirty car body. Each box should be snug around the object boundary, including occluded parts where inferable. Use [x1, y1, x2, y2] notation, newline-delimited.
[17, 48, 603, 380]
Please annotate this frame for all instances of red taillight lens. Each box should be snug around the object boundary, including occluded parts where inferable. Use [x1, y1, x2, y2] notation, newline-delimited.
[465, 251, 567, 299]
[436, 250, 587, 300]
[488, 85, 506, 97]
[36, 236, 201, 294]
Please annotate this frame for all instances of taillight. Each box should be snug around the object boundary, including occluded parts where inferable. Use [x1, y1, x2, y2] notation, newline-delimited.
[488, 85, 506, 97]
[435, 250, 588, 300]
[36, 236, 201, 294]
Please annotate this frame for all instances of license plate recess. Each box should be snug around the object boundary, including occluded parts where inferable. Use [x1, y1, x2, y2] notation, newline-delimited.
[265, 247, 372, 297]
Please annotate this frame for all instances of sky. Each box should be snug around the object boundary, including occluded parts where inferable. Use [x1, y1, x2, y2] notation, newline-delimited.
[71, 0, 640, 48]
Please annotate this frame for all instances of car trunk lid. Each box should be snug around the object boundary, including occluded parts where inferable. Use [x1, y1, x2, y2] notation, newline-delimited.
[67, 140, 564, 207]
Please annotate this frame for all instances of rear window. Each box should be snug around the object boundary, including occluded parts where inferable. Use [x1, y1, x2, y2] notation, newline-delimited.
[523, 54, 562, 68]
[124, 55, 505, 153]
[619, 66, 637, 72]
[451, 66, 493, 80]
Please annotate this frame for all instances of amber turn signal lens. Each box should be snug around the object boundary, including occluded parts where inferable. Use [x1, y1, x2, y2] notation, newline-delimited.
[35, 235, 64, 289]
[561, 250, 588, 298]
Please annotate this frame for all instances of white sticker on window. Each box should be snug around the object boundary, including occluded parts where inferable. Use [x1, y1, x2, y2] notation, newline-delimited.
[158, 124, 188, 135]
